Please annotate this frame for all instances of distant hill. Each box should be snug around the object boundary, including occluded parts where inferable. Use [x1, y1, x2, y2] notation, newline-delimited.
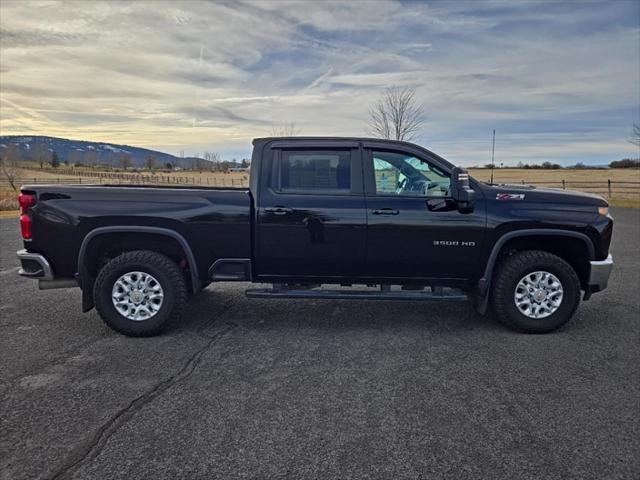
[0, 135, 207, 169]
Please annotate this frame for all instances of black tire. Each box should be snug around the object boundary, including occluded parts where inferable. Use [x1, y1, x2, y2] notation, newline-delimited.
[94, 250, 187, 337]
[491, 250, 581, 333]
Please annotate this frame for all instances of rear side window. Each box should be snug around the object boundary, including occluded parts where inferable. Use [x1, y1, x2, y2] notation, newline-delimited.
[276, 150, 351, 193]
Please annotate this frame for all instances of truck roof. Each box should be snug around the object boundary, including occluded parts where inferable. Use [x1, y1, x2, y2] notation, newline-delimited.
[252, 136, 455, 169]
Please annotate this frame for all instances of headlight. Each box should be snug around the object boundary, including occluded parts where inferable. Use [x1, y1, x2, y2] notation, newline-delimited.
[598, 206, 609, 216]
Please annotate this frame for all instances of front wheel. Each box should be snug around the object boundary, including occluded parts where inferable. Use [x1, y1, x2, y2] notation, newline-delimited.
[491, 250, 581, 333]
[94, 250, 187, 336]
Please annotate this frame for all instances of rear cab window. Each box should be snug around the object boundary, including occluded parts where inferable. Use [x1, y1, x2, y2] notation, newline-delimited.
[271, 149, 355, 194]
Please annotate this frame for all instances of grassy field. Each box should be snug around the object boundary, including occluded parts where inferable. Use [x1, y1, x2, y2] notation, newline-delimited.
[468, 167, 640, 184]
[469, 167, 640, 207]
[1, 166, 638, 211]
[0, 167, 250, 210]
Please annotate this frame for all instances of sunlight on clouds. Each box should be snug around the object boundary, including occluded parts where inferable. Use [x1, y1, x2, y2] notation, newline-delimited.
[0, 0, 638, 164]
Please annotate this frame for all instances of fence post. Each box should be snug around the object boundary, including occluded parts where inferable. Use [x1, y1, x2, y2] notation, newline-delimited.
[608, 179, 612, 198]
[562, 179, 565, 190]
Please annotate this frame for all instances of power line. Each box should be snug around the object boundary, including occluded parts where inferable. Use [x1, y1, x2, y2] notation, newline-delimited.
[490, 129, 496, 184]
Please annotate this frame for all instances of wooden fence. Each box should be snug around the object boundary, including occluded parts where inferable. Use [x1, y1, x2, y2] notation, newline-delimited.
[1, 176, 638, 198]
[506, 180, 640, 198]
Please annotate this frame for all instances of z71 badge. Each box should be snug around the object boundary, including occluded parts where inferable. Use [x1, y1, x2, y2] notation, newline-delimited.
[496, 193, 525, 201]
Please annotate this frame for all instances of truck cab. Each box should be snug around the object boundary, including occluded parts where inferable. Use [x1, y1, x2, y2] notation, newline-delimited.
[251, 138, 481, 285]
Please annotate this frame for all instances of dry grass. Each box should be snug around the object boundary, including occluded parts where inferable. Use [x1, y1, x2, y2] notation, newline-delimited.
[468, 168, 640, 184]
[0, 186, 18, 211]
[470, 168, 639, 200]
[609, 198, 640, 208]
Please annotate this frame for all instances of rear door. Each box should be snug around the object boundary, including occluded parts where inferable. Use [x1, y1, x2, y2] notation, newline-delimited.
[255, 141, 367, 280]
[363, 144, 485, 281]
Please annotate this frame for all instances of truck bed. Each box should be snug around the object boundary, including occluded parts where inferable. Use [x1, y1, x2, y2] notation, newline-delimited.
[21, 184, 252, 282]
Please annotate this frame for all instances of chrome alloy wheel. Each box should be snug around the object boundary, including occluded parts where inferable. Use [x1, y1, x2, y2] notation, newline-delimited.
[514, 271, 563, 319]
[111, 271, 164, 321]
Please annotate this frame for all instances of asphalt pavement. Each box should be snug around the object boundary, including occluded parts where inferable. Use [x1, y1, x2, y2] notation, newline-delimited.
[0, 209, 639, 480]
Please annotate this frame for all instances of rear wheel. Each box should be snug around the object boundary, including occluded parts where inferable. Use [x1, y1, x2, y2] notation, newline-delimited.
[491, 250, 581, 333]
[94, 250, 187, 336]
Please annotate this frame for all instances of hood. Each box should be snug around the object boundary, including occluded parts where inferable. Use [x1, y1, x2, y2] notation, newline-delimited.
[479, 183, 608, 207]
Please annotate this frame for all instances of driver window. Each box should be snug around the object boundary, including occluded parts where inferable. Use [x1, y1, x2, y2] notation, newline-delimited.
[371, 151, 451, 197]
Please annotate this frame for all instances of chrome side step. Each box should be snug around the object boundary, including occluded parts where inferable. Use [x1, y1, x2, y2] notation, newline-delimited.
[245, 284, 468, 301]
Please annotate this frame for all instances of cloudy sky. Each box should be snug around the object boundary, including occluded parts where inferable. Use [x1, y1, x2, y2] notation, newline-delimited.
[1, 0, 638, 165]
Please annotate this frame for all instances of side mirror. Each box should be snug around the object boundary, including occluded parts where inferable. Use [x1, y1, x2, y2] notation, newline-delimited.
[450, 167, 475, 213]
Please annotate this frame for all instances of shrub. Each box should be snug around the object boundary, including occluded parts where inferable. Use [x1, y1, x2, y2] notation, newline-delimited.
[609, 158, 640, 168]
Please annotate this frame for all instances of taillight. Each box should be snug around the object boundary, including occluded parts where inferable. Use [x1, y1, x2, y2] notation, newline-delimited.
[19, 193, 36, 211]
[20, 215, 32, 240]
[18, 193, 36, 241]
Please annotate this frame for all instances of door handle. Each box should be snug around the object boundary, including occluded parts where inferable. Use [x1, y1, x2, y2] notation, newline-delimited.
[265, 207, 293, 215]
[372, 208, 400, 215]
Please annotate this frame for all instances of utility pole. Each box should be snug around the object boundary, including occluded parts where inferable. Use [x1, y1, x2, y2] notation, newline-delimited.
[490, 129, 496, 184]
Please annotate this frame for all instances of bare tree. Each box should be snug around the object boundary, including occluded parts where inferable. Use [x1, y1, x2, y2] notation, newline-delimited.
[194, 157, 208, 173]
[205, 151, 221, 171]
[630, 124, 640, 147]
[34, 139, 50, 169]
[367, 86, 424, 141]
[0, 143, 20, 191]
[119, 153, 132, 170]
[145, 154, 156, 170]
[82, 150, 99, 167]
[270, 122, 300, 137]
[70, 150, 82, 167]
[190, 152, 208, 173]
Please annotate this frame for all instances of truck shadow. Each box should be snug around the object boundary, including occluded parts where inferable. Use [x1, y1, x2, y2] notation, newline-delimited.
[175, 286, 501, 336]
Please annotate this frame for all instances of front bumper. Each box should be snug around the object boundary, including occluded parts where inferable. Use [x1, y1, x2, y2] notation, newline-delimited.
[17, 249, 54, 280]
[587, 253, 613, 292]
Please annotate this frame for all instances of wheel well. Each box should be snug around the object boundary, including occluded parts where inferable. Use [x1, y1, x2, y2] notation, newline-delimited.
[495, 235, 590, 289]
[82, 232, 193, 288]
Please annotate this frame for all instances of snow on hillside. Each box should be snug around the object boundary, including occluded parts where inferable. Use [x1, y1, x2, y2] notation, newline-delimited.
[0, 135, 206, 169]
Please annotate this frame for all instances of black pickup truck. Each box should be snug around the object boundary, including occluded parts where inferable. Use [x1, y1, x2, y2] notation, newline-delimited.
[16, 137, 613, 336]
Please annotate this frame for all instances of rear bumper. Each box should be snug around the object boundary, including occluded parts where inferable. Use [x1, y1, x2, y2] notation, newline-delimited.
[17, 250, 78, 289]
[587, 254, 613, 293]
[17, 249, 54, 280]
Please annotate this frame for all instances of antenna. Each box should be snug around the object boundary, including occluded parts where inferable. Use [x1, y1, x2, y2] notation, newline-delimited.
[490, 129, 496, 184]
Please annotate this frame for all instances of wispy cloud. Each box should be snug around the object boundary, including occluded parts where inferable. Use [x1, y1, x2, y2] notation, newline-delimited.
[0, 0, 638, 164]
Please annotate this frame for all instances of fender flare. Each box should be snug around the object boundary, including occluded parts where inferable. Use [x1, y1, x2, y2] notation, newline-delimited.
[77, 226, 200, 294]
[474, 228, 595, 314]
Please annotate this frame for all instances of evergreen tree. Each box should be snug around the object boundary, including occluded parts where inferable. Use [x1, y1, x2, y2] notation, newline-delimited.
[51, 150, 60, 168]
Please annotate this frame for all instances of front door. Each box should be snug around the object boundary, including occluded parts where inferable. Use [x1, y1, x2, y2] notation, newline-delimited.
[256, 145, 367, 280]
[363, 146, 485, 281]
